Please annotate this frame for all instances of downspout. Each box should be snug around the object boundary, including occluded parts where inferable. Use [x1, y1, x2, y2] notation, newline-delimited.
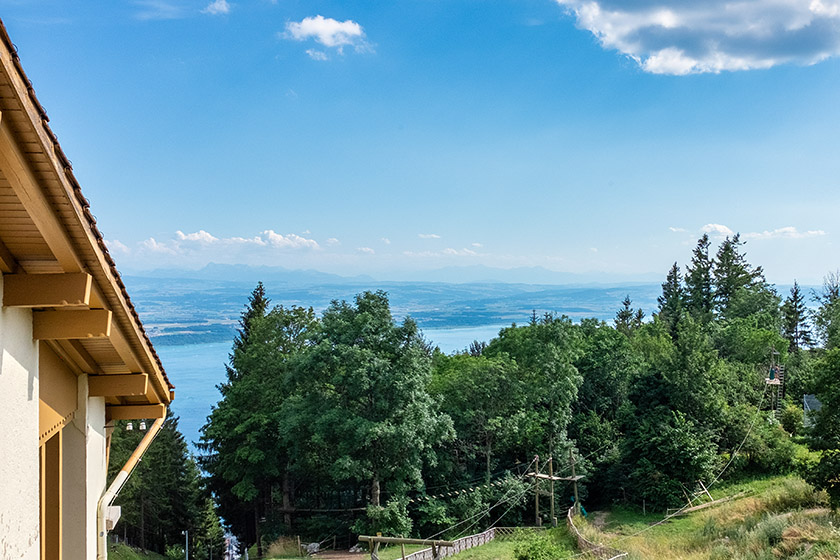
[96, 416, 165, 560]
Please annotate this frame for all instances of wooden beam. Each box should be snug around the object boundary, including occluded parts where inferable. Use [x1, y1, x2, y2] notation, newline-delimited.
[3, 272, 91, 307]
[0, 237, 17, 273]
[33, 309, 111, 340]
[106, 403, 166, 420]
[89, 374, 149, 398]
[0, 119, 82, 273]
[89, 374, 148, 398]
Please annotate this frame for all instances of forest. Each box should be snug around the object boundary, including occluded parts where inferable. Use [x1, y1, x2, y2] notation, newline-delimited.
[110, 234, 840, 558]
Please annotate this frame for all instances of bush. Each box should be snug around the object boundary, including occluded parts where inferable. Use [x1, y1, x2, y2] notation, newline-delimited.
[780, 403, 803, 436]
[513, 533, 562, 560]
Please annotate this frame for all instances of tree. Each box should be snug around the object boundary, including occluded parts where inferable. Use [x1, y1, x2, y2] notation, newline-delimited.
[807, 349, 840, 508]
[684, 234, 714, 321]
[814, 271, 840, 349]
[110, 412, 219, 556]
[781, 281, 813, 351]
[287, 291, 453, 532]
[199, 286, 317, 555]
[657, 262, 684, 336]
[615, 296, 643, 336]
[713, 234, 763, 316]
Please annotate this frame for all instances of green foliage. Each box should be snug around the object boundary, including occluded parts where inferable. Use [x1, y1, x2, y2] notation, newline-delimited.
[657, 262, 684, 336]
[782, 281, 814, 351]
[353, 498, 413, 537]
[684, 233, 714, 321]
[780, 402, 804, 436]
[512, 532, 563, 560]
[109, 411, 220, 556]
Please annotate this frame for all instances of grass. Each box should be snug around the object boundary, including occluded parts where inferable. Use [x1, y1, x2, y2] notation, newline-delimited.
[108, 542, 167, 560]
[578, 475, 840, 560]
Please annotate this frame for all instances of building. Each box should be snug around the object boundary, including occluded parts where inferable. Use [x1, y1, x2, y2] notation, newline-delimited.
[0, 20, 173, 559]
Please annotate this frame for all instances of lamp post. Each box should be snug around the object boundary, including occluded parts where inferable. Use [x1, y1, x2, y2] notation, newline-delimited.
[182, 530, 189, 560]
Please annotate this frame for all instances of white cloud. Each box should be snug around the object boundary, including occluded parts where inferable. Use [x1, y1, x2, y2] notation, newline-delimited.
[743, 226, 827, 240]
[326, 237, 340, 245]
[284, 15, 372, 56]
[176, 230, 219, 244]
[134, 0, 185, 20]
[106, 239, 131, 254]
[419, 233, 441, 239]
[701, 223, 735, 237]
[202, 0, 230, 15]
[357, 247, 375, 254]
[555, 0, 840, 74]
[590, 247, 599, 253]
[471, 242, 483, 247]
[669, 226, 687, 233]
[306, 49, 329, 61]
[141, 237, 179, 254]
[381, 237, 391, 245]
[261, 230, 320, 249]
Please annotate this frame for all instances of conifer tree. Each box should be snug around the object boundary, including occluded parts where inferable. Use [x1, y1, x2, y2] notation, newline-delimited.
[781, 281, 813, 351]
[684, 234, 714, 321]
[616, 296, 644, 336]
[713, 234, 763, 316]
[814, 271, 840, 349]
[658, 262, 684, 335]
[226, 282, 270, 383]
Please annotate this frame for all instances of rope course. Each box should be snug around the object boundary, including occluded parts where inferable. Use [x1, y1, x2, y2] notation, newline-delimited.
[555, 381, 773, 559]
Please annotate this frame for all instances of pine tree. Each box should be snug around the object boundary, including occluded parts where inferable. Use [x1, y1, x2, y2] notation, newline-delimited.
[658, 262, 684, 336]
[615, 295, 635, 336]
[814, 270, 840, 349]
[781, 281, 813, 351]
[226, 282, 270, 383]
[713, 234, 763, 316]
[684, 234, 714, 321]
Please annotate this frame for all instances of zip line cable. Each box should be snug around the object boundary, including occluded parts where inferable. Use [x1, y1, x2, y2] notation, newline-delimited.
[555, 381, 773, 559]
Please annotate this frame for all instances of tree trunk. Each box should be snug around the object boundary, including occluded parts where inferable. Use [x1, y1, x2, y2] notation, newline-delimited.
[140, 496, 146, 551]
[485, 438, 492, 484]
[255, 506, 263, 558]
[371, 475, 381, 507]
[283, 470, 293, 530]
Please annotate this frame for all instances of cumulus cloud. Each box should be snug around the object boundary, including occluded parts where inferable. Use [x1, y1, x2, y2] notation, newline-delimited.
[140, 229, 319, 256]
[381, 237, 391, 245]
[471, 242, 483, 248]
[106, 239, 131, 254]
[669, 226, 687, 233]
[701, 223, 735, 237]
[357, 247, 375, 254]
[176, 230, 218, 244]
[743, 226, 827, 240]
[419, 233, 441, 239]
[555, 0, 840, 74]
[202, 0, 230, 15]
[261, 230, 320, 249]
[284, 15, 372, 57]
[326, 237, 340, 245]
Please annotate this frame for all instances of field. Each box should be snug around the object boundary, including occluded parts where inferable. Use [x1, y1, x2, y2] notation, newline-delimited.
[577, 476, 840, 560]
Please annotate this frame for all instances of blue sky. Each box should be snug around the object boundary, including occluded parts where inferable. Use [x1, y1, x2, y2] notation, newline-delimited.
[2, 0, 839, 284]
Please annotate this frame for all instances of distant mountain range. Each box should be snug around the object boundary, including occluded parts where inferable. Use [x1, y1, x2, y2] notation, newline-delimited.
[129, 263, 661, 287]
[123, 264, 665, 347]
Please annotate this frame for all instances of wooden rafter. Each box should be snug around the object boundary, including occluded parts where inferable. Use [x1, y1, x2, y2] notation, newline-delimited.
[0, 118, 81, 273]
[106, 404, 166, 420]
[3, 272, 92, 307]
[33, 309, 112, 340]
[89, 374, 149, 398]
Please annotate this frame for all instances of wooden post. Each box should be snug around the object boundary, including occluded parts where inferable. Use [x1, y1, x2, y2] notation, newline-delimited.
[334, 535, 337, 550]
[297, 536, 302, 557]
[401, 543, 406, 560]
[642, 499, 646, 516]
[548, 456, 556, 527]
[698, 480, 713, 502]
[569, 448, 580, 516]
[534, 455, 541, 526]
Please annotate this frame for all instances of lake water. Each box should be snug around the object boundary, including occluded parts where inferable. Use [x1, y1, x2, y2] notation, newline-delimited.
[157, 324, 508, 450]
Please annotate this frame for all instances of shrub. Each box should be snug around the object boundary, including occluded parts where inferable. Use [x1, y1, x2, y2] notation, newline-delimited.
[513, 533, 562, 560]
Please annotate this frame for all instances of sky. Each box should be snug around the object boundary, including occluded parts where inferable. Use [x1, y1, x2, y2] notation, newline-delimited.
[2, 0, 839, 284]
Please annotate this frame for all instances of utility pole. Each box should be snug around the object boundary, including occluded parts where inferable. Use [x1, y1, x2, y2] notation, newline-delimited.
[183, 530, 189, 560]
[534, 455, 541, 526]
[569, 449, 580, 516]
[548, 456, 556, 527]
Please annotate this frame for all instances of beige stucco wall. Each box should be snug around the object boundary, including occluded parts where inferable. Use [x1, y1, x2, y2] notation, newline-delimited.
[63, 375, 108, 560]
[0, 273, 40, 559]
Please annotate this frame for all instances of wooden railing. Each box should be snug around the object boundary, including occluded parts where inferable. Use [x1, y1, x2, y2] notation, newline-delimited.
[401, 528, 495, 560]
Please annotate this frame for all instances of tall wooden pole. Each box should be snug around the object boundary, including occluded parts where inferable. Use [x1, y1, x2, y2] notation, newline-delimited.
[548, 457, 556, 527]
[569, 449, 580, 516]
[534, 455, 541, 526]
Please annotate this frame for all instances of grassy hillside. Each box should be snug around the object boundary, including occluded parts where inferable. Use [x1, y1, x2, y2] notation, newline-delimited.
[576, 476, 840, 560]
[108, 542, 167, 560]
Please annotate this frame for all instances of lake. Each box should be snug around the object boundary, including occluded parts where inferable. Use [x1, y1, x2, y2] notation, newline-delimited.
[157, 323, 509, 450]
